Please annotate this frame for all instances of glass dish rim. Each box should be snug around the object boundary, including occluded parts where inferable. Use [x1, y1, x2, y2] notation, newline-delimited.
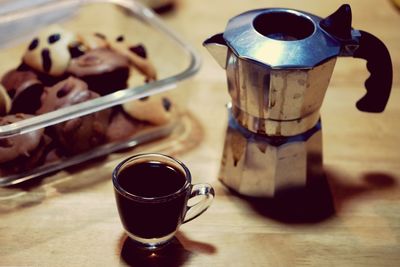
[0, 118, 178, 186]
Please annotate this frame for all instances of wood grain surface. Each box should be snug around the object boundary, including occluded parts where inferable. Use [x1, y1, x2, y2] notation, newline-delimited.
[1, 0, 399, 266]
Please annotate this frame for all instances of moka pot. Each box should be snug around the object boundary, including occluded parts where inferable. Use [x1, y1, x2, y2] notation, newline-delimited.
[204, 5, 392, 197]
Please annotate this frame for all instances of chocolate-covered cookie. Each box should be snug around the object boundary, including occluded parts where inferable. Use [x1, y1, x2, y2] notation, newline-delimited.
[36, 76, 90, 114]
[0, 114, 44, 164]
[54, 101, 111, 155]
[1, 69, 44, 114]
[37, 77, 111, 155]
[44, 148, 63, 164]
[76, 32, 156, 82]
[106, 108, 145, 142]
[67, 48, 130, 95]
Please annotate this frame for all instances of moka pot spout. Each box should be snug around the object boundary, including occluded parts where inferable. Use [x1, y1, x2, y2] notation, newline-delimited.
[203, 33, 228, 69]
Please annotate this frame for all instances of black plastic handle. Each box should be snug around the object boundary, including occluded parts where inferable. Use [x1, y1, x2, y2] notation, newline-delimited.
[353, 30, 392, 112]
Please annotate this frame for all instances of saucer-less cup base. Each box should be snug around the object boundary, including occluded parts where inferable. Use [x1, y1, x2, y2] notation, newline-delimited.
[113, 153, 214, 249]
[127, 232, 176, 249]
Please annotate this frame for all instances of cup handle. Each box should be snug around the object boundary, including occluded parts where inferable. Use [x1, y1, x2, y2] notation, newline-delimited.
[183, 183, 215, 224]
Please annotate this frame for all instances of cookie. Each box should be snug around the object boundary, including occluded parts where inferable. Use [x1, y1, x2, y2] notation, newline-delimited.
[0, 84, 11, 115]
[36, 76, 91, 114]
[0, 113, 46, 164]
[106, 107, 145, 142]
[22, 25, 78, 76]
[77, 32, 109, 50]
[37, 77, 111, 155]
[67, 48, 130, 95]
[108, 35, 157, 82]
[122, 94, 174, 125]
[1, 69, 44, 114]
[54, 101, 111, 155]
[0, 113, 51, 175]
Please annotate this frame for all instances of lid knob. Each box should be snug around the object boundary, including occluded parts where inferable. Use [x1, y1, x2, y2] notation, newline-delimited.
[320, 4, 352, 40]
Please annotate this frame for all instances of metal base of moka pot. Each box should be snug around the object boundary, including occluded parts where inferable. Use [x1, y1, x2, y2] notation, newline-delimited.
[219, 108, 323, 197]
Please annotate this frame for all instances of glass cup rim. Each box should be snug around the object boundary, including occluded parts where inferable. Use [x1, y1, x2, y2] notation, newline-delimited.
[112, 153, 192, 203]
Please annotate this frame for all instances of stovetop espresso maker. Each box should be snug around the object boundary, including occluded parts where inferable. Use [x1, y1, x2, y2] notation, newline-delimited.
[204, 5, 392, 197]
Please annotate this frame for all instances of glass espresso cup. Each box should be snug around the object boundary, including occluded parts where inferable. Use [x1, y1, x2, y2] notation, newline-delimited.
[112, 153, 215, 249]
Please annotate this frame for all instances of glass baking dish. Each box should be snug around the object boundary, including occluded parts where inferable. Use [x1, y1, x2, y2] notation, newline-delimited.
[0, 0, 201, 186]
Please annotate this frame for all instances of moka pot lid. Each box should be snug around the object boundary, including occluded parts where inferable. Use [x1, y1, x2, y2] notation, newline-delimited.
[223, 8, 343, 69]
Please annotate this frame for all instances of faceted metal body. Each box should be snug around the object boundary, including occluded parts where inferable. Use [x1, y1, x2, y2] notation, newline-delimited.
[226, 51, 337, 136]
[216, 48, 337, 196]
[220, 112, 323, 197]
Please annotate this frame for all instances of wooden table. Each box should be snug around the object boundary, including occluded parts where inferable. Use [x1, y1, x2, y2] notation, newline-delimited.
[1, 0, 399, 266]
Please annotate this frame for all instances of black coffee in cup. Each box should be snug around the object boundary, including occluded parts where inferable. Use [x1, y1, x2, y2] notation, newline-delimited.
[117, 161, 187, 197]
[113, 153, 214, 249]
[114, 161, 190, 239]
